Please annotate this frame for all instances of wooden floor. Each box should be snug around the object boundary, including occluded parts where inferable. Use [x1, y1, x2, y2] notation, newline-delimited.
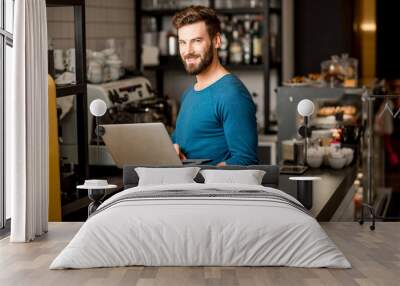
[0, 222, 399, 286]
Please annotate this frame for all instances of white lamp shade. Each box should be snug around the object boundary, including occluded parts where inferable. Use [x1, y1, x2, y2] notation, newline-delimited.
[297, 99, 315, 117]
[89, 99, 107, 117]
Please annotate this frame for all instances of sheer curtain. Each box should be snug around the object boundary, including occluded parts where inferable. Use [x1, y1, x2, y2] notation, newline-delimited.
[6, 0, 48, 242]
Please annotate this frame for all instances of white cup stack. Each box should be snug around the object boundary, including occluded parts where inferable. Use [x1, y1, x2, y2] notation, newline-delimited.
[87, 47, 124, 84]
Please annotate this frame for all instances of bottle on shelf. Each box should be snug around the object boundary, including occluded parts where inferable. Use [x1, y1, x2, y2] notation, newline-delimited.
[229, 29, 243, 64]
[167, 31, 178, 56]
[242, 19, 252, 65]
[270, 0, 281, 9]
[269, 14, 280, 64]
[252, 20, 263, 64]
[219, 20, 230, 65]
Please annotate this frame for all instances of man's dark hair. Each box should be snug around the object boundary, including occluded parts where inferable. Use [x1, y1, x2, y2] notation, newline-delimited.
[172, 6, 221, 39]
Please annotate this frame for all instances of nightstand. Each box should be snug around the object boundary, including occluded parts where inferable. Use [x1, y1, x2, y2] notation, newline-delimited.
[77, 181, 117, 216]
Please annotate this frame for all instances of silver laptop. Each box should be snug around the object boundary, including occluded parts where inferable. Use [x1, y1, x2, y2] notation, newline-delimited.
[101, 122, 211, 168]
[100, 123, 183, 168]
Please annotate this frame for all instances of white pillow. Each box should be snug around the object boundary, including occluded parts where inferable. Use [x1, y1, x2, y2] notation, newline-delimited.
[200, 169, 266, 185]
[135, 167, 201, 186]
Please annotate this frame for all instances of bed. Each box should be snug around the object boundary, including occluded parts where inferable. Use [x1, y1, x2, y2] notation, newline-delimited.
[50, 165, 351, 269]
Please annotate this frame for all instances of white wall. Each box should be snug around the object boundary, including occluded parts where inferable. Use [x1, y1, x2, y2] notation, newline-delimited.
[47, 0, 135, 67]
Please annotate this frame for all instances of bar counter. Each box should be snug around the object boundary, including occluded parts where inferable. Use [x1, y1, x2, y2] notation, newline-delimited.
[279, 164, 358, 221]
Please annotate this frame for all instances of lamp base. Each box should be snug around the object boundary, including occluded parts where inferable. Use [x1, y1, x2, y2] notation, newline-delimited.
[87, 188, 106, 216]
[297, 180, 313, 210]
[298, 125, 312, 138]
[95, 125, 105, 137]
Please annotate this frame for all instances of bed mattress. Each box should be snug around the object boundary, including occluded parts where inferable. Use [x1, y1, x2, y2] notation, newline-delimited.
[50, 183, 351, 269]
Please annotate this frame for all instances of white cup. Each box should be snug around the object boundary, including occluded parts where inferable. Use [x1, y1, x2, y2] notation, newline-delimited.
[91, 52, 106, 65]
[107, 54, 119, 61]
[54, 49, 65, 71]
[87, 61, 103, 83]
[101, 48, 115, 57]
[66, 48, 76, 73]
[103, 65, 111, 82]
[107, 59, 122, 81]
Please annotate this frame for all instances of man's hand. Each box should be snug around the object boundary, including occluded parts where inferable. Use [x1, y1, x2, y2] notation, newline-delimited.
[217, 162, 226, 166]
[174, 144, 187, 161]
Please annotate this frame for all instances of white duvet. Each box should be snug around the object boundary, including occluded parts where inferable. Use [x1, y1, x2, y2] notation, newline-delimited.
[50, 183, 351, 269]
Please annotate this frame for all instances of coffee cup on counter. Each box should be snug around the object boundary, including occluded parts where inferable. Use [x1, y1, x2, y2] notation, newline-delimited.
[91, 52, 106, 65]
[307, 147, 324, 168]
[328, 150, 347, 169]
[106, 59, 123, 81]
[341, 148, 354, 166]
[54, 49, 65, 72]
[87, 62, 103, 84]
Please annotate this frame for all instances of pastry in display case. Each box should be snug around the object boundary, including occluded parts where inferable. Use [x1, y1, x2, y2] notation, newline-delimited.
[321, 54, 358, 88]
[321, 55, 346, 87]
[307, 73, 323, 86]
[283, 74, 323, 87]
[341, 54, 358, 88]
[283, 76, 310, 86]
[282, 54, 358, 88]
[313, 94, 360, 128]
[317, 105, 357, 117]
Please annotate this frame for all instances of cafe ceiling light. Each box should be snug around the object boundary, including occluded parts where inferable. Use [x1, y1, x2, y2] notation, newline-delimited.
[360, 22, 376, 32]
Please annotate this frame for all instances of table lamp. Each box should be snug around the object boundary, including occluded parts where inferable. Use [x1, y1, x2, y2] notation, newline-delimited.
[89, 99, 107, 162]
[297, 99, 315, 165]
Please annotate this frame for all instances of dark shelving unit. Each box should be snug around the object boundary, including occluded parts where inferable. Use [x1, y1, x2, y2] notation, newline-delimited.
[142, 7, 269, 16]
[144, 55, 266, 71]
[136, 0, 283, 133]
[55, 84, 86, 98]
[46, 0, 89, 192]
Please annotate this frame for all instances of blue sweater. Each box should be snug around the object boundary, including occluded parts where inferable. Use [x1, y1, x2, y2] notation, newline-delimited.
[172, 74, 258, 165]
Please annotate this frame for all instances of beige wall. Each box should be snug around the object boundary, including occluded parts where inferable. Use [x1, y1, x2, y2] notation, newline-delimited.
[47, 0, 135, 67]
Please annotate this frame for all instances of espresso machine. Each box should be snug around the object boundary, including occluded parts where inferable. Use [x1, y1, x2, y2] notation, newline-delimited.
[59, 76, 172, 167]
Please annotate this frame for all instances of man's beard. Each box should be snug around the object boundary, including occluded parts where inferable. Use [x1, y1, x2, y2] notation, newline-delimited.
[181, 43, 214, 75]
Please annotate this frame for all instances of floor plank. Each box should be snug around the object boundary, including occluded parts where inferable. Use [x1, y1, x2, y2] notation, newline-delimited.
[0, 222, 399, 286]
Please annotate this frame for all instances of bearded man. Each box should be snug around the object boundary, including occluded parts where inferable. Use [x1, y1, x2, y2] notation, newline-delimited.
[171, 6, 258, 166]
